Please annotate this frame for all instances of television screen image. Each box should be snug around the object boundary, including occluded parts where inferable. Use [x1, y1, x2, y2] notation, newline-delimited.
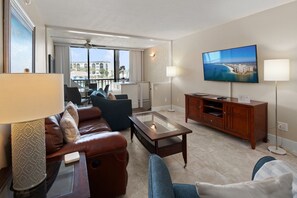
[202, 45, 258, 83]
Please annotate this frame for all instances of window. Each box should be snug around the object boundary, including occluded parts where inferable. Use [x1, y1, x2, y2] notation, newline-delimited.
[70, 47, 88, 81]
[70, 47, 130, 88]
[4, 0, 35, 73]
[89, 48, 114, 80]
[119, 50, 130, 80]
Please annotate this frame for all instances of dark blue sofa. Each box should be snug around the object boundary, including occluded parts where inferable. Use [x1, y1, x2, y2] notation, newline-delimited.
[91, 92, 132, 131]
[148, 154, 276, 198]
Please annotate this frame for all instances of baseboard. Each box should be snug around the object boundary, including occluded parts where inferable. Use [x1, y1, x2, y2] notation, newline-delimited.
[151, 105, 185, 113]
[267, 134, 297, 156]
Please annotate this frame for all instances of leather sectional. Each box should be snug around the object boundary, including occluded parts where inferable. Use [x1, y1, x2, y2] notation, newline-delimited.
[45, 106, 128, 198]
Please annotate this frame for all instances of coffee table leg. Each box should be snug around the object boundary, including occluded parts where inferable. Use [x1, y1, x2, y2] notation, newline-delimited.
[155, 141, 159, 155]
[130, 121, 134, 142]
[182, 135, 187, 168]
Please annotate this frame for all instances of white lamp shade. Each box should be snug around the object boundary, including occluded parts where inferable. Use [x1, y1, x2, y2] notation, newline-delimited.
[0, 74, 64, 124]
[166, 66, 176, 77]
[264, 59, 290, 81]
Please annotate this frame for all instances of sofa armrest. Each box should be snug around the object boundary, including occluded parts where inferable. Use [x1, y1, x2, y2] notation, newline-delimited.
[148, 154, 175, 198]
[46, 131, 127, 158]
[115, 94, 128, 100]
[251, 156, 276, 180]
[78, 106, 102, 122]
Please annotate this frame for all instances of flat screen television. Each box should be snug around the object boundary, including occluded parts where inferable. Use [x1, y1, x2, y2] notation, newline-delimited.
[202, 45, 259, 83]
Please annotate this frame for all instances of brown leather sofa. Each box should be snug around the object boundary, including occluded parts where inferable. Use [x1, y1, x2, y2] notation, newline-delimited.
[45, 106, 128, 198]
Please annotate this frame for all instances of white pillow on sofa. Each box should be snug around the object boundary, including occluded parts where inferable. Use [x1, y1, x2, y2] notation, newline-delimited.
[60, 110, 80, 143]
[65, 101, 79, 126]
[196, 173, 293, 198]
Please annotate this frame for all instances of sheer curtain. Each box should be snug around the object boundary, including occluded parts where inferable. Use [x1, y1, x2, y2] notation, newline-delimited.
[54, 44, 70, 85]
[129, 50, 143, 82]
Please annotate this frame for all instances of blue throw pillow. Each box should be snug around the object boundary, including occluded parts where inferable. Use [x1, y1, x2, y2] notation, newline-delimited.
[91, 88, 107, 98]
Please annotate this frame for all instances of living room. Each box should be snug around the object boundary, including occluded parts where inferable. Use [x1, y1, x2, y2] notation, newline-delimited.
[1, 0, 297, 198]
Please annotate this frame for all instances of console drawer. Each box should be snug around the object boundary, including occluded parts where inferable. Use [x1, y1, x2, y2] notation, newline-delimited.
[203, 114, 223, 128]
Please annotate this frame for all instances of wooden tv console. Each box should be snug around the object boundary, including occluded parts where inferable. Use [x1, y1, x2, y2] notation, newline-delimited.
[185, 93, 268, 149]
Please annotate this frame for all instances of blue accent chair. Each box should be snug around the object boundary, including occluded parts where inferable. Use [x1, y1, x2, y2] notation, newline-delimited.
[148, 154, 276, 198]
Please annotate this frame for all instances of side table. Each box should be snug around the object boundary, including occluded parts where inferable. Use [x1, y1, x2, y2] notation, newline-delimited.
[0, 152, 90, 198]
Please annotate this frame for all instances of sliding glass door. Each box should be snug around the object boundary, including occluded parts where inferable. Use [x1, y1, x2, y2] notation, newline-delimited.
[70, 47, 129, 89]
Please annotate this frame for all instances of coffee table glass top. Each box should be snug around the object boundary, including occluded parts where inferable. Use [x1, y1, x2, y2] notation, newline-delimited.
[135, 112, 177, 134]
[130, 111, 192, 141]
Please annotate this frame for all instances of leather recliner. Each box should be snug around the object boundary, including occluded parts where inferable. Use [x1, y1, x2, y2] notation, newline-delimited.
[45, 106, 128, 198]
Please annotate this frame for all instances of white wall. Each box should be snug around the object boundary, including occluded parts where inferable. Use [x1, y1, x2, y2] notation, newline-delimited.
[144, 43, 171, 108]
[145, 2, 297, 144]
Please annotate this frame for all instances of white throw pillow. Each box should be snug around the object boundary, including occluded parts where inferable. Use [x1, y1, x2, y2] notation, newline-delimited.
[60, 110, 80, 143]
[65, 101, 79, 126]
[107, 93, 117, 100]
[196, 173, 293, 198]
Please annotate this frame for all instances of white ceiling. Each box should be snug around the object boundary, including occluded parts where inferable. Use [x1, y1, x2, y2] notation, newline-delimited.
[31, 0, 295, 49]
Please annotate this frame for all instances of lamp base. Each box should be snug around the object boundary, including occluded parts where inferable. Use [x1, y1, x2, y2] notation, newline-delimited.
[168, 108, 175, 112]
[11, 119, 46, 190]
[268, 145, 287, 155]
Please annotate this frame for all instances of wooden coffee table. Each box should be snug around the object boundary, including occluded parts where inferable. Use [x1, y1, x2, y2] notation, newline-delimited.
[129, 111, 192, 167]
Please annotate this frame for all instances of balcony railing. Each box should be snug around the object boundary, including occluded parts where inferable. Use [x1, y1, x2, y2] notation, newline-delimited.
[72, 78, 115, 89]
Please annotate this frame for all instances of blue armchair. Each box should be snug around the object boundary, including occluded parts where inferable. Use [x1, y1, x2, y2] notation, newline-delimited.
[148, 154, 276, 198]
[90, 93, 132, 131]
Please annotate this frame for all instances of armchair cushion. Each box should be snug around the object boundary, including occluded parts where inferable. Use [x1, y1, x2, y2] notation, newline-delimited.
[91, 95, 132, 131]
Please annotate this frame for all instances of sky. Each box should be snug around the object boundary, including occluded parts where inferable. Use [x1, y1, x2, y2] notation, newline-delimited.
[70, 47, 129, 69]
[11, 13, 33, 73]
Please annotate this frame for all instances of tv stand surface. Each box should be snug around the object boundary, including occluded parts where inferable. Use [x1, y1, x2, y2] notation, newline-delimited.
[185, 93, 267, 149]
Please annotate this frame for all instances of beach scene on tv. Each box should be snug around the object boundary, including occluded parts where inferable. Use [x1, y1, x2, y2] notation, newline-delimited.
[202, 45, 258, 83]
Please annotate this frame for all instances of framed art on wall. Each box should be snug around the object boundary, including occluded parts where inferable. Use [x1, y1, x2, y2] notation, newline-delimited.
[4, 0, 35, 73]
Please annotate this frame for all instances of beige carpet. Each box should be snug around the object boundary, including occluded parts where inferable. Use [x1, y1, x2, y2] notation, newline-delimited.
[120, 110, 297, 198]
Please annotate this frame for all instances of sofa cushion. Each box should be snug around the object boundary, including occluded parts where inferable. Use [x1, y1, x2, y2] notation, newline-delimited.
[65, 101, 79, 126]
[45, 114, 64, 155]
[79, 118, 111, 135]
[196, 173, 293, 198]
[60, 110, 80, 143]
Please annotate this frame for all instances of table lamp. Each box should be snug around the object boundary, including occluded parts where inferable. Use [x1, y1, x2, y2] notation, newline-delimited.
[0, 74, 64, 190]
[166, 66, 176, 112]
[264, 59, 290, 155]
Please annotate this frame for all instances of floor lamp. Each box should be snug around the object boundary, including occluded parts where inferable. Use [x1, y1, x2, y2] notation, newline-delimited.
[264, 59, 290, 155]
[0, 74, 64, 191]
[166, 66, 176, 112]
